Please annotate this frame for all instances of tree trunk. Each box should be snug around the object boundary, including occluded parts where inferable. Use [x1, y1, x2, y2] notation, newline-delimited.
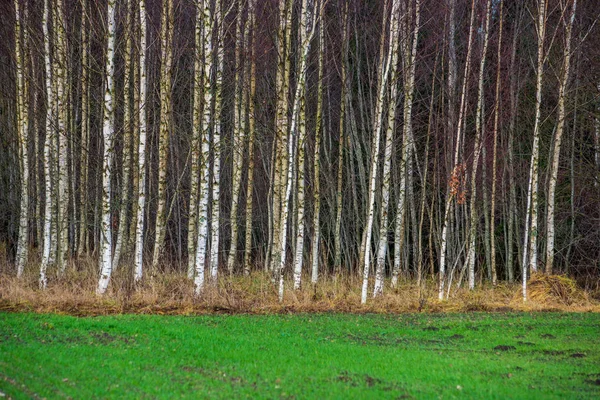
[97, 0, 117, 295]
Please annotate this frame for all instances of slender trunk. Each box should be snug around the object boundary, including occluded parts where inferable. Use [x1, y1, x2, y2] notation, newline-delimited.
[227, 0, 248, 275]
[310, 3, 325, 284]
[523, 0, 547, 284]
[152, 0, 174, 269]
[333, 3, 349, 277]
[243, 0, 257, 276]
[466, 0, 491, 290]
[15, 0, 30, 277]
[78, 0, 90, 257]
[134, 0, 149, 283]
[97, 0, 117, 295]
[281, 0, 317, 298]
[490, 0, 503, 285]
[194, 0, 215, 294]
[113, 0, 135, 270]
[440, 0, 476, 300]
[360, 0, 395, 304]
[546, 0, 577, 275]
[374, 0, 403, 297]
[188, 0, 204, 279]
[210, 0, 224, 282]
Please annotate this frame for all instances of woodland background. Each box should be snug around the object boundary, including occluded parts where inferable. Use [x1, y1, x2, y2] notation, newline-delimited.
[0, 0, 599, 304]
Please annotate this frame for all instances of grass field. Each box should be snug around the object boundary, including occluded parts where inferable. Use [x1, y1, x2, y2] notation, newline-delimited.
[1, 313, 599, 399]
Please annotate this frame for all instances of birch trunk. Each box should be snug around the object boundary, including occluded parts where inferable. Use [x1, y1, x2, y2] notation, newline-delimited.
[210, 0, 224, 282]
[55, 0, 69, 273]
[152, 0, 174, 268]
[333, 3, 349, 277]
[113, 0, 135, 270]
[310, 2, 325, 284]
[188, 0, 204, 279]
[270, 0, 293, 274]
[391, 0, 421, 289]
[490, 0, 503, 286]
[40, 0, 54, 289]
[360, 0, 395, 304]
[439, 0, 476, 300]
[466, 0, 491, 290]
[15, 0, 29, 277]
[227, 0, 248, 275]
[374, 0, 403, 297]
[243, 0, 257, 276]
[97, 0, 117, 295]
[194, 0, 214, 294]
[523, 0, 547, 283]
[134, 0, 149, 283]
[78, 0, 90, 257]
[546, 0, 577, 275]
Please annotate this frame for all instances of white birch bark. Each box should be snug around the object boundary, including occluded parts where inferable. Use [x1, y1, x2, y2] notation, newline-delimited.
[210, 0, 224, 282]
[54, 0, 69, 274]
[466, 0, 492, 290]
[243, 0, 257, 276]
[227, 0, 247, 275]
[78, 0, 90, 257]
[279, 0, 316, 299]
[152, 0, 174, 268]
[188, 0, 204, 279]
[113, 0, 134, 270]
[97, 0, 117, 295]
[361, 0, 396, 304]
[134, 0, 149, 283]
[195, 0, 215, 294]
[15, 0, 30, 277]
[391, 0, 421, 289]
[310, 3, 325, 284]
[40, 0, 54, 289]
[546, 0, 577, 275]
[490, 0, 503, 286]
[439, 0, 476, 300]
[373, 0, 402, 297]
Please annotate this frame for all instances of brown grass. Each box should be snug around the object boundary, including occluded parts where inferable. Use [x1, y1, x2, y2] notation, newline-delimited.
[1, 258, 598, 316]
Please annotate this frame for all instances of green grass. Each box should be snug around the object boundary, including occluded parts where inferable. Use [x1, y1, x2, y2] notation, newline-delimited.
[0, 313, 599, 399]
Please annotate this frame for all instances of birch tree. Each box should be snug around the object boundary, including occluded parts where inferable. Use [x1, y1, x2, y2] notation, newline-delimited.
[97, 0, 117, 295]
[40, 0, 55, 289]
[373, 0, 402, 297]
[188, 0, 205, 279]
[439, 0, 476, 300]
[490, 0, 503, 286]
[391, 0, 421, 289]
[243, 0, 257, 276]
[360, 0, 395, 304]
[546, 0, 577, 275]
[522, 0, 548, 300]
[152, 0, 174, 269]
[466, 0, 492, 290]
[15, 0, 29, 278]
[134, 0, 149, 283]
[210, 0, 225, 282]
[113, 0, 135, 270]
[227, 0, 248, 275]
[310, 1, 325, 284]
[194, 0, 216, 294]
[279, 0, 317, 299]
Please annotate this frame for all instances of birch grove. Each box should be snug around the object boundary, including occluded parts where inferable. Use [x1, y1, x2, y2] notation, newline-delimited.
[1, 0, 599, 301]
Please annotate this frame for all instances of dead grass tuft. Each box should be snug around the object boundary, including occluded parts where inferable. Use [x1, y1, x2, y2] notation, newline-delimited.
[513, 273, 590, 307]
[0, 258, 598, 315]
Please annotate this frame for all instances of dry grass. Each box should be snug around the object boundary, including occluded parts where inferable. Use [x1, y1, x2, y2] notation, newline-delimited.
[1, 257, 598, 315]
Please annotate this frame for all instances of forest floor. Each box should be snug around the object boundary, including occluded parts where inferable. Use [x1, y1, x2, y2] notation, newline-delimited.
[0, 312, 599, 399]
[1, 264, 599, 315]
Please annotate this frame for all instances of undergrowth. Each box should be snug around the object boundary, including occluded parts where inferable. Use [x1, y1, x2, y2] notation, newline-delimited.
[0, 256, 597, 315]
